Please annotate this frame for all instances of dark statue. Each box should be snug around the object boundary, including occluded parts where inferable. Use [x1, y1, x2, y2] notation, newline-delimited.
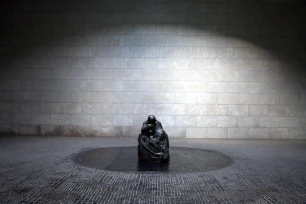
[138, 115, 170, 162]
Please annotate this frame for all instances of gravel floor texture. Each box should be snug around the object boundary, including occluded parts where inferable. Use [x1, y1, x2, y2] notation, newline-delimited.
[0, 136, 305, 204]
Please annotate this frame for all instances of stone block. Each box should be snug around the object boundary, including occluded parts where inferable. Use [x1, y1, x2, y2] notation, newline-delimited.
[185, 105, 207, 116]
[176, 93, 196, 104]
[113, 115, 133, 126]
[146, 104, 186, 116]
[176, 116, 197, 127]
[123, 104, 146, 115]
[72, 92, 92, 102]
[91, 126, 123, 137]
[279, 94, 300, 104]
[278, 117, 299, 127]
[32, 69, 52, 79]
[228, 105, 248, 116]
[20, 103, 41, 113]
[51, 69, 72, 79]
[60, 125, 94, 137]
[217, 70, 238, 82]
[123, 58, 145, 68]
[207, 105, 228, 116]
[123, 81, 146, 91]
[103, 80, 123, 91]
[239, 94, 259, 104]
[122, 126, 140, 137]
[239, 71, 259, 81]
[71, 114, 92, 125]
[248, 128, 269, 138]
[158, 115, 176, 127]
[196, 70, 218, 81]
[259, 117, 278, 127]
[41, 103, 61, 114]
[134, 92, 174, 104]
[113, 46, 129, 57]
[82, 103, 103, 114]
[186, 36, 207, 47]
[62, 80, 82, 91]
[11, 114, 31, 125]
[0, 124, 17, 136]
[71, 57, 103, 69]
[218, 116, 238, 127]
[290, 105, 306, 116]
[238, 117, 259, 127]
[40, 125, 60, 136]
[19, 125, 40, 136]
[268, 105, 290, 116]
[238, 48, 259, 59]
[145, 35, 168, 46]
[31, 114, 50, 125]
[92, 92, 110, 103]
[124, 35, 144, 46]
[51, 46, 72, 57]
[72, 46, 95, 57]
[186, 128, 207, 138]
[153, 70, 181, 80]
[102, 104, 123, 114]
[228, 82, 248, 93]
[71, 69, 92, 79]
[218, 93, 238, 104]
[228, 128, 248, 138]
[61, 103, 81, 114]
[201, 59, 227, 70]
[92, 115, 112, 126]
[176, 70, 198, 81]
[0, 113, 10, 124]
[206, 82, 228, 92]
[259, 94, 276, 104]
[249, 105, 268, 116]
[197, 93, 217, 104]
[300, 117, 306, 127]
[269, 128, 289, 139]
[207, 35, 228, 47]
[228, 38, 247, 48]
[51, 114, 72, 125]
[115, 69, 153, 80]
[82, 80, 103, 91]
[249, 82, 260, 93]
[133, 115, 147, 127]
[289, 128, 306, 139]
[259, 82, 278, 93]
[99, 35, 124, 46]
[96, 46, 114, 57]
[93, 69, 113, 79]
[227, 59, 249, 70]
[103, 58, 122, 68]
[0, 79, 21, 90]
[207, 128, 228, 138]
[165, 126, 185, 138]
[259, 71, 279, 82]
[197, 116, 218, 127]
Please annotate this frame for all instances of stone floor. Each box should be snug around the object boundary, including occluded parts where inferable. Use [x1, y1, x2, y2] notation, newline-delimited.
[0, 136, 305, 204]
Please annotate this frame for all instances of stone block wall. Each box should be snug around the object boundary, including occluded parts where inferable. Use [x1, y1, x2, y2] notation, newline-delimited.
[0, 0, 305, 138]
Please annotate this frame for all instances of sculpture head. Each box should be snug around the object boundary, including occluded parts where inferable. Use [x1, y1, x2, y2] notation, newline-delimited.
[147, 115, 156, 125]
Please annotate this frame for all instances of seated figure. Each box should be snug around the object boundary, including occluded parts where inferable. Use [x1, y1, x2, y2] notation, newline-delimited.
[138, 115, 169, 162]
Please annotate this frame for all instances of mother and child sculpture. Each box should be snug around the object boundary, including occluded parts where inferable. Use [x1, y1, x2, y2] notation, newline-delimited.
[138, 115, 170, 162]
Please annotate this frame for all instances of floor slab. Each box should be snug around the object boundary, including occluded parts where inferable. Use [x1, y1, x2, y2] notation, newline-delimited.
[0, 136, 305, 203]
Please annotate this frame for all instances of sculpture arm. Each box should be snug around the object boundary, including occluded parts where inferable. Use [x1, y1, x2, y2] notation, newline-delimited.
[139, 134, 163, 156]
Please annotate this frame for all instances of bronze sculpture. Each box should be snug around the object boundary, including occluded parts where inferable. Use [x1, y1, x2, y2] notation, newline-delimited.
[138, 115, 170, 162]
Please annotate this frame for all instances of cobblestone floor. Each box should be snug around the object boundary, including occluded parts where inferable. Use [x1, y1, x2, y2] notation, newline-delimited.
[0, 136, 305, 204]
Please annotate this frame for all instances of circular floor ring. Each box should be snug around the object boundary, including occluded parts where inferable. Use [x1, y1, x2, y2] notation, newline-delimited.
[72, 147, 233, 173]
